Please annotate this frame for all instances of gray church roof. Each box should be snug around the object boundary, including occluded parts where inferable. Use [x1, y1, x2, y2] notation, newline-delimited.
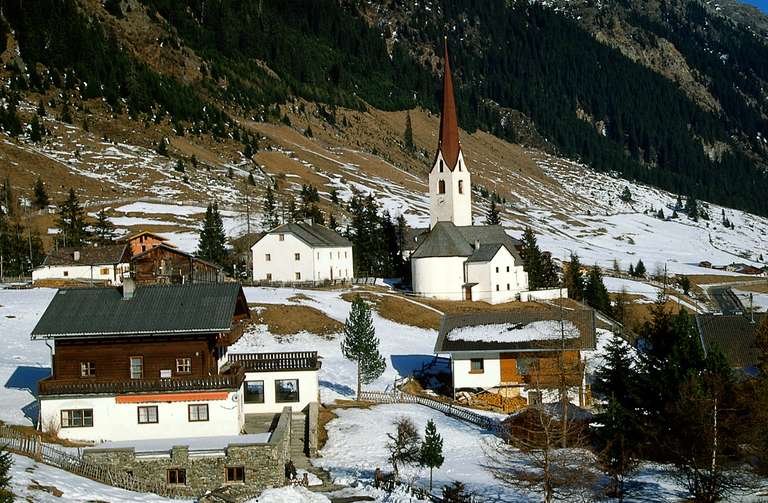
[257, 222, 351, 248]
[410, 222, 523, 262]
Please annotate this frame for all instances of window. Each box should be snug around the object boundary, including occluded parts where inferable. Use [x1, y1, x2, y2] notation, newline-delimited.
[61, 409, 93, 428]
[295, 272, 301, 281]
[438, 180, 446, 194]
[337, 251, 340, 259]
[141, 245, 146, 252]
[294, 253, 301, 261]
[188, 404, 209, 422]
[80, 361, 95, 378]
[266, 273, 272, 281]
[63, 271, 69, 277]
[176, 358, 192, 374]
[439, 160, 444, 172]
[458, 180, 464, 194]
[528, 391, 543, 407]
[506, 266, 510, 272]
[278, 234, 285, 241]
[244, 381, 265, 403]
[275, 379, 300, 403]
[507, 284, 510, 291]
[167, 468, 186, 485]
[470, 359, 484, 373]
[226, 466, 245, 483]
[129, 356, 143, 379]
[458, 160, 462, 172]
[100, 267, 110, 275]
[495, 267, 499, 273]
[496, 284, 500, 291]
[137, 406, 158, 424]
[517, 357, 536, 376]
[344, 251, 348, 258]
[265, 254, 271, 262]
[329, 252, 332, 259]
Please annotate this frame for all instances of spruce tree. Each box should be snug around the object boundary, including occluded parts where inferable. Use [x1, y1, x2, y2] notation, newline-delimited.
[0, 446, 12, 502]
[92, 209, 116, 244]
[634, 259, 646, 278]
[520, 226, 543, 289]
[564, 252, 585, 301]
[157, 138, 168, 156]
[420, 419, 445, 490]
[685, 195, 699, 221]
[485, 201, 501, 225]
[174, 159, 185, 172]
[30, 115, 43, 142]
[628, 263, 635, 277]
[32, 177, 49, 209]
[754, 318, 768, 377]
[56, 188, 89, 247]
[584, 265, 611, 314]
[262, 185, 279, 229]
[341, 296, 386, 398]
[404, 111, 415, 153]
[620, 186, 632, 203]
[328, 213, 339, 231]
[197, 203, 227, 265]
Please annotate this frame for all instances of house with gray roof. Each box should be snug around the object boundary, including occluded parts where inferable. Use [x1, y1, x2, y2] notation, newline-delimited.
[695, 312, 768, 375]
[251, 222, 353, 283]
[32, 244, 131, 286]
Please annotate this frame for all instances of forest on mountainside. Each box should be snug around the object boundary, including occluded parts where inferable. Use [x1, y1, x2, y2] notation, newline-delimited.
[1, 0, 767, 216]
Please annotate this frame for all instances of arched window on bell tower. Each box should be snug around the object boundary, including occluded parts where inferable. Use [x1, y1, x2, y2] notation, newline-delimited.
[458, 180, 464, 194]
[439, 160, 444, 173]
[438, 180, 446, 194]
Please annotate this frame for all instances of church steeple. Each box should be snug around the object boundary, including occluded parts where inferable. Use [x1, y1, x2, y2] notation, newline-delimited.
[437, 37, 461, 171]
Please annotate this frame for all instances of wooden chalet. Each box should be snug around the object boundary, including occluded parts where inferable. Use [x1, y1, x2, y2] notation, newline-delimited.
[32, 280, 250, 395]
[120, 231, 171, 255]
[131, 243, 223, 284]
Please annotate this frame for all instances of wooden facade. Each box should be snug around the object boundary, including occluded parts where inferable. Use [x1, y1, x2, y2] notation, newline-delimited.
[53, 336, 220, 382]
[499, 350, 583, 388]
[131, 245, 222, 285]
[123, 232, 169, 256]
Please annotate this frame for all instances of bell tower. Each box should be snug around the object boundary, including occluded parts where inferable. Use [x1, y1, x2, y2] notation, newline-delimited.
[429, 38, 472, 229]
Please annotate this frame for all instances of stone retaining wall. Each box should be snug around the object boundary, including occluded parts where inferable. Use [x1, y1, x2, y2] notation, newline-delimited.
[83, 407, 293, 501]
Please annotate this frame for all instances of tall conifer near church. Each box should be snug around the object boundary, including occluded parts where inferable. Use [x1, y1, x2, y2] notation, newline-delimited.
[197, 203, 227, 265]
[341, 296, 386, 398]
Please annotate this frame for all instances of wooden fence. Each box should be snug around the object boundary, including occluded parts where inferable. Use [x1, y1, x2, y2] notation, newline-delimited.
[358, 390, 504, 434]
[0, 425, 185, 498]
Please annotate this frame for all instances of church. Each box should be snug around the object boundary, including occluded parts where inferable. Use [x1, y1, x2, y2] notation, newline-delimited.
[411, 42, 559, 304]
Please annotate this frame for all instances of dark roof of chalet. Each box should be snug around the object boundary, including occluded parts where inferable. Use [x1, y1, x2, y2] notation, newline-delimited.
[130, 243, 222, 270]
[410, 222, 523, 262]
[258, 222, 351, 248]
[695, 313, 768, 370]
[435, 308, 596, 353]
[42, 244, 128, 266]
[31, 283, 245, 339]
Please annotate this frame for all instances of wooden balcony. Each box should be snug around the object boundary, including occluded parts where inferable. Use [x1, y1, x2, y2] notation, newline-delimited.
[38, 369, 245, 396]
[228, 351, 321, 372]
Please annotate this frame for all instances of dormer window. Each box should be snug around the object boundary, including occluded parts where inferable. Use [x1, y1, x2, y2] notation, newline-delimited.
[438, 180, 446, 194]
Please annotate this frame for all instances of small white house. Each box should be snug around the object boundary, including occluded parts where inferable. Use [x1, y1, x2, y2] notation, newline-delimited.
[32, 244, 130, 285]
[434, 309, 596, 407]
[251, 222, 353, 283]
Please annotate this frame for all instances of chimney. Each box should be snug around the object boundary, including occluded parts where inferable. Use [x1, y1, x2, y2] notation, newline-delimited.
[73, 250, 80, 262]
[122, 277, 136, 300]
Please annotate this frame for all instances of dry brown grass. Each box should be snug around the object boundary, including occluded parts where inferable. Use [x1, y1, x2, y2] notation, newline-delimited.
[623, 299, 690, 331]
[288, 293, 314, 302]
[251, 304, 343, 337]
[735, 282, 768, 293]
[687, 274, 762, 285]
[418, 297, 543, 315]
[341, 291, 442, 330]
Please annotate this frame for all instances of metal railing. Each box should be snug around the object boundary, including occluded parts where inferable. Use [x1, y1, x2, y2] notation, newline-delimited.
[38, 369, 245, 396]
[229, 352, 320, 372]
[0, 425, 185, 498]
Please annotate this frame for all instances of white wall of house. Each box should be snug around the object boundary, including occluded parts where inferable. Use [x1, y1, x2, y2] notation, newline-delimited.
[429, 150, 472, 228]
[241, 369, 319, 414]
[251, 234, 353, 282]
[451, 351, 501, 390]
[520, 288, 569, 302]
[32, 263, 129, 285]
[39, 392, 241, 443]
[411, 256, 467, 301]
[487, 248, 528, 304]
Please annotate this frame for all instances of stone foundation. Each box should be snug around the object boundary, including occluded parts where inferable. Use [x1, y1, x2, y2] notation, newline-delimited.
[83, 407, 293, 501]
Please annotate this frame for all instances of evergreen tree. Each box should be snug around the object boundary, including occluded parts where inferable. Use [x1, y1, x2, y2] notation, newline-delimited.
[330, 188, 339, 205]
[485, 201, 501, 225]
[584, 265, 611, 314]
[442, 481, 473, 503]
[262, 185, 279, 229]
[420, 419, 444, 490]
[60, 101, 72, 123]
[677, 275, 691, 296]
[92, 209, 116, 244]
[30, 115, 43, 142]
[328, 213, 339, 231]
[341, 296, 386, 398]
[620, 186, 632, 203]
[404, 111, 415, 153]
[634, 259, 646, 278]
[675, 195, 683, 211]
[197, 203, 227, 266]
[227, 167, 234, 178]
[520, 226, 543, 289]
[628, 263, 635, 277]
[32, 177, 49, 209]
[304, 125, 313, 137]
[56, 188, 89, 247]
[685, 195, 699, 221]
[754, 318, 768, 377]
[0, 446, 11, 502]
[248, 173, 256, 186]
[36, 99, 46, 117]
[174, 159, 185, 172]
[157, 138, 168, 156]
[657, 208, 665, 219]
[564, 252, 585, 301]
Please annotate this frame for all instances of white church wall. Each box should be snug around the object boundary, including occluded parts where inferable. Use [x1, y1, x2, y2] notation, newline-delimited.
[412, 256, 467, 301]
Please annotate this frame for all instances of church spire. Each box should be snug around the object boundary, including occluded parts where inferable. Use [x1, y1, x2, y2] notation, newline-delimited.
[437, 37, 461, 171]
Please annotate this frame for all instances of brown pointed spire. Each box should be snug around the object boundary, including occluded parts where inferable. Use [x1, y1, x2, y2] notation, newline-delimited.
[437, 37, 461, 170]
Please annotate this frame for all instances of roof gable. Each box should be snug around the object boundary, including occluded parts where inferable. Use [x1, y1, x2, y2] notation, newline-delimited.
[256, 222, 351, 248]
[31, 283, 247, 339]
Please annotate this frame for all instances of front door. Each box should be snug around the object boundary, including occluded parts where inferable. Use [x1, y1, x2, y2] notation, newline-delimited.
[500, 353, 519, 383]
[464, 286, 472, 301]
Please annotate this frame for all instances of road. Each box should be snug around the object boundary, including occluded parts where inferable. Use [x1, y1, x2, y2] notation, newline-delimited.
[709, 286, 745, 315]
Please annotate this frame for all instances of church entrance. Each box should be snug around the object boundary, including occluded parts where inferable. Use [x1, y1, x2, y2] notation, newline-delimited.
[464, 286, 472, 301]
